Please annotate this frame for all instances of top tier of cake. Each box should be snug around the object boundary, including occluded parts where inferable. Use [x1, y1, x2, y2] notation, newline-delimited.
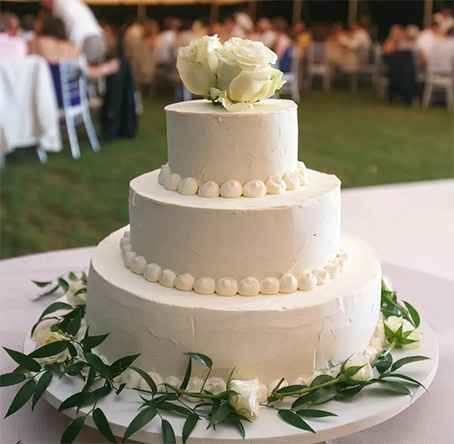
[164, 99, 298, 187]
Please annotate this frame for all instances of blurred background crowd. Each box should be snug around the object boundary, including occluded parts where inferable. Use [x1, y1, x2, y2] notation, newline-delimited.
[1, 0, 453, 110]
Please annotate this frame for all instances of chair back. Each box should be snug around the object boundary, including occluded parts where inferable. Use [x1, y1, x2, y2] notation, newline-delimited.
[307, 42, 328, 65]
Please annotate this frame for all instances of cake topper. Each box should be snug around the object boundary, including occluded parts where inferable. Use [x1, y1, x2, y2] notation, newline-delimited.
[176, 36, 285, 111]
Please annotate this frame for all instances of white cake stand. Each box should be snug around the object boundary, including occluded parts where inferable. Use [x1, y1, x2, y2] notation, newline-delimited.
[24, 320, 438, 444]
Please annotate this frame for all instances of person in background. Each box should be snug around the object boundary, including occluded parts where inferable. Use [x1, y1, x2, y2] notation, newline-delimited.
[20, 14, 37, 41]
[271, 16, 292, 60]
[433, 7, 454, 35]
[28, 15, 118, 77]
[249, 17, 276, 48]
[191, 19, 208, 39]
[382, 24, 405, 54]
[290, 20, 312, 56]
[417, 20, 443, 61]
[153, 16, 180, 67]
[0, 12, 27, 57]
[173, 20, 195, 50]
[40, 0, 107, 64]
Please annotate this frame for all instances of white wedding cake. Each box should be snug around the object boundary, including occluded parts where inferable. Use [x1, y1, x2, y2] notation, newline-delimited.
[85, 97, 382, 388]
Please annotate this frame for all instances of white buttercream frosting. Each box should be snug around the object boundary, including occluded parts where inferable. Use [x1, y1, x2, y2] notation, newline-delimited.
[165, 99, 298, 185]
[129, 169, 341, 284]
[86, 229, 381, 386]
[119, 229, 349, 296]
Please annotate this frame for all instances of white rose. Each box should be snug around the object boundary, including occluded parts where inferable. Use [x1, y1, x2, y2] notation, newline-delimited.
[176, 35, 222, 96]
[228, 66, 285, 104]
[384, 315, 421, 348]
[342, 353, 373, 383]
[228, 377, 260, 420]
[34, 326, 71, 365]
[217, 38, 277, 91]
[65, 280, 86, 306]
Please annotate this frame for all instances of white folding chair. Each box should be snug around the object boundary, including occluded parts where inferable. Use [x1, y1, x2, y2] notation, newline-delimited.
[305, 42, 332, 91]
[421, 43, 454, 110]
[279, 46, 301, 103]
[58, 57, 100, 159]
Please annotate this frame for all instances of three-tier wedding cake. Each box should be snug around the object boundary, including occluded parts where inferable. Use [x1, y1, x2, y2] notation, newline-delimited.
[85, 37, 382, 390]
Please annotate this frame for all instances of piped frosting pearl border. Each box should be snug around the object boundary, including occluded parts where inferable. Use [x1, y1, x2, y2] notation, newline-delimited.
[120, 230, 348, 297]
[158, 162, 309, 198]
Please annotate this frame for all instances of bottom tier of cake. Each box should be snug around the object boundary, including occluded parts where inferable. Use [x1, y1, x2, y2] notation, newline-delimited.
[86, 228, 381, 386]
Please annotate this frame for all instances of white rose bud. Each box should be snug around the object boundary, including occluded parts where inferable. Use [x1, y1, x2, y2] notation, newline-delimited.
[384, 315, 421, 348]
[33, 326, 71, 365]
[176, 35, 222, 96]
[65, 280, 86, 306]
[342, 353, 373, 384]
[228, 377, 261, 420]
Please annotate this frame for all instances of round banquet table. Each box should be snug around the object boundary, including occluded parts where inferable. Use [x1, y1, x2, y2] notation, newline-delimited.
[1, 179, 453, 444]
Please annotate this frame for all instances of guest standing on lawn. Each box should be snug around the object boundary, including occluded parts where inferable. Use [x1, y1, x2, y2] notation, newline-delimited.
[40, 0, 107, 64]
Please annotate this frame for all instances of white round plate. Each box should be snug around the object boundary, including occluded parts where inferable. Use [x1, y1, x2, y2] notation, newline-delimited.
[24, 320, 438, 443]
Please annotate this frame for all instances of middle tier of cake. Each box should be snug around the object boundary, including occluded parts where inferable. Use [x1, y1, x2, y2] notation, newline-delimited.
[128, 169, 341, 288]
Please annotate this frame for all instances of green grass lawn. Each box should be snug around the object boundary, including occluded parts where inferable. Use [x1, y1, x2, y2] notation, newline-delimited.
[1, 89, 452, 259]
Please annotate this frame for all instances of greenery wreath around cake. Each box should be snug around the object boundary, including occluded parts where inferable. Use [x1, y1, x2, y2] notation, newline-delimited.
[0, 272, 430, 444]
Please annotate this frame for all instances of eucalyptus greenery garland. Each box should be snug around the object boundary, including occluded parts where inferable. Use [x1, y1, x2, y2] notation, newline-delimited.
[0, 274, 430, 444]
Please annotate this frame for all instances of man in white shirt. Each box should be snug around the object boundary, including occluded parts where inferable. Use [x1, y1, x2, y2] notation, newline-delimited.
[417, 21, 443, 61]
[41, 0, 106, 64]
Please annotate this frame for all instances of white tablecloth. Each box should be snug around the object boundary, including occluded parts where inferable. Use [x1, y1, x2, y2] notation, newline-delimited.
[1, 180, 453, 443]
[0, 55, 62, 157]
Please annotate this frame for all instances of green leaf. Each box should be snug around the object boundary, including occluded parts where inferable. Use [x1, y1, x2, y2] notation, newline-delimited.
[310, 374, 334, 387]
[64, 361, 86, 377]
[0, 372, 26, 387]
[5, 378, 36, 417]
[291, 391, 315, 409]
[31, 302, 73, 335]
[122, 405, 157, 443]
[334, 384, 364, 400]
[58, 391, 95, 411]
[129, 366, 157, 394]
[109, 354, 140, 378]
[278, 409, 315, 433]
[115, 382, 127, 395]
[38, 284, 61, 298]
[3, 347, 41, 373]
[342, 364, 367, 379]
[68, 343, 78, 358]
[371, 379, 413, 396]
[32, 279, 54, 288]
[230, 415, 246, 439]
[295, 408, 337, 418]
[32, 370, 53, 410]
[391, 356, 431, 372]
[93, 408, 117, 443]
[82, 366, 97, 392]
[61, 416, 85, 444]
[182, 413, 199, 444]
[375, 352, 393, 374]
[403, 301, 420, 328]
[66, 311, 82, 337]
[276, 384, 307, 395]
[161, 419, 176, 444]
[312, 386, 338, 405]
[208, 403, 231, 428]
[81, 333, 110, 351]
[29, 341, 69, 359]
[183, 352, 213, 369]
[155, 401, 193, 416]
[58, 278, 70, 293]
[91, 384, 112, 401]
[68, 272, 78, 281]
[85, 353, 111, 379]
[379, 373, 427, 390]
[180, 356, 192, 391]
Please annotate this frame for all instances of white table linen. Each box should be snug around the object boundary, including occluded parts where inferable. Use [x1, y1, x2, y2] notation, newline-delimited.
[1, 180, 453, 443]
[0, 55, 62, 157]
